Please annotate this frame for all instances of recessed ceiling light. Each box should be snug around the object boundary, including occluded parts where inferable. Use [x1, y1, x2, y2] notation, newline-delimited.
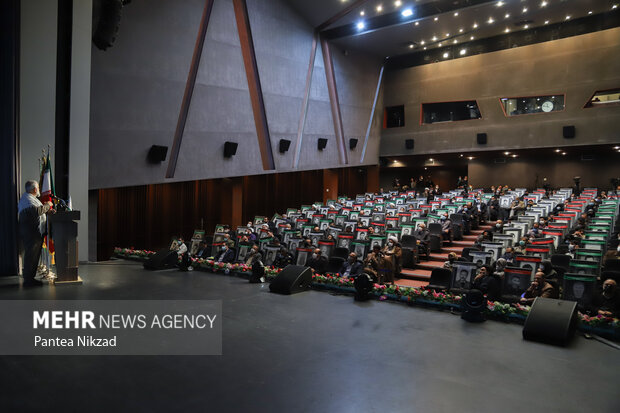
[443, 52, 449, 58]
[504, 151, 510, 155]
[524, 24, 529, 29]
[544, 20, 550, 24]
[497, 1, 504, 6]
[356, 21, 365, 30]
[555, 149, 561, 152]
[434, 16, 439, 21]
[460, 48, 467, 55]
[438, 42, 442, 46]
[395, 0, 402, 7]
[505, 13, 510, 18]
[505, 28, 510, 33]
[454, 12, 459, 17]
[408, 44, 414, 48]
[402, 8, 413, 17]
[459, 28, 464, 32]
[588, 11, 593, 15]
[565, 15, 571, 20]
[541, 1, 547, 7]
[522, 7, 528, 13]
[470, 35, 475, 40]
[415, 21, 419, 25]
[420, 40, 425, 45]
[468, 156, 474, 160]
[445, 33, 450, 37]
[614, 146, 620, 150]
[473, 23, 478, 28]
[360, 10, 365, 16]
[453, 39, 458, 44]
[488, 17, 494, 24]
[432, 36, 437, 41]
[376, 5, 383, 12]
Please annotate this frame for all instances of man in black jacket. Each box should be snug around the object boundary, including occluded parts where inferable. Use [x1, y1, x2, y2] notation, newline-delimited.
[472, 265, 501, 302]
[413, 223, 431, 260]
[340, 252, 363, 278]
[307, 248, 328, 274]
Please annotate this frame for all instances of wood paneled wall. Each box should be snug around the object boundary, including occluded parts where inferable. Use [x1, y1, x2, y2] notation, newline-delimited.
[97, 166, 377, 260]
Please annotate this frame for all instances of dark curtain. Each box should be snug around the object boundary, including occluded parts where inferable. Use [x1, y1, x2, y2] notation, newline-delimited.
[0, 0, 20, 276]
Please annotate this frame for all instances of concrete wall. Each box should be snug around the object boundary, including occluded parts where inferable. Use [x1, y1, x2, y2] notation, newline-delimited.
[89, 0, 383, 189]
[380, 28, 620, 157]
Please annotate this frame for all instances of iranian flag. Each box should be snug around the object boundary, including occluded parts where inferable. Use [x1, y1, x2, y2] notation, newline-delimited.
[40, 153, 55, 254]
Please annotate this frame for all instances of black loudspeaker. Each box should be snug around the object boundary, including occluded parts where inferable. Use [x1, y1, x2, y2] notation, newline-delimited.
[279, 139, 291, 153]
[224, 141, 238, 158]
[92, 0, 124, 51]
[147, 145, 168, 163]
[563, 125, 576, 138]
[522, 297, 578, 346]
[269, 265, 312, 294]
[318, 138, 328, 150]
[405, 139, 414, 150]
[477, 133, 487, 145]
[143, 249, 178, 270]
[349, 138, 358, 150]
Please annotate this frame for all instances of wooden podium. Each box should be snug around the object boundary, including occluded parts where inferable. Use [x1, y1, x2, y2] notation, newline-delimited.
[48, 210, 82, 284]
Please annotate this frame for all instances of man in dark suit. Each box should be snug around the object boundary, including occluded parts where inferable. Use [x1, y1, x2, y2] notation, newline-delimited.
[194, 241, 209, 259]
[214, 241, 235, 263]
[413, 223, 431, 260]
[307, 248, 328, 274]
[340, 252, 363, 278]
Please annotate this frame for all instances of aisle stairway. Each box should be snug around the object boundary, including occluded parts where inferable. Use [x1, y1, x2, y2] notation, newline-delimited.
[396, 223, 493, 286]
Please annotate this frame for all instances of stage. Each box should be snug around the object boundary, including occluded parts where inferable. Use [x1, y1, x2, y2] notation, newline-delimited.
[0, 262, 618, 412]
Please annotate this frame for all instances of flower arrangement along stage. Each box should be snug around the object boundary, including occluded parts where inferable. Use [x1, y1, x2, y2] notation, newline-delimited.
[113, 247, 619, 340]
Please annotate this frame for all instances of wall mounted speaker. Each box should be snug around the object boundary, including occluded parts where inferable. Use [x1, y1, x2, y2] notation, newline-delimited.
[477, 133, 487, 145]
[279, 139, 291, 153]
[405, 139, 414, 150]
[318, 138, 328, 150]
[224, 141, 238, 158]
[147, 145, 168, 163]
[563, 126, 575, 139]
[349, 138, 358, 150]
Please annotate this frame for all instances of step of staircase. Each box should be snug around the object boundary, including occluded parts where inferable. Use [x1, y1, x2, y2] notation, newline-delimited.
[395, 279, 429, 288]
[449, 240, 473, 247]
[400, 268, 431, 281]
[416, 260, 446, 271]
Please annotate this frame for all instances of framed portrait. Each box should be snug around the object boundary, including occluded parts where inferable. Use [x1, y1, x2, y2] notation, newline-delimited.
[452, 262, 477, 290]
[359, 216, 371, 227]
[349, 211, 360, 221]
[296, 248, 312, 266]
[236, 243, 252, 263]
[262, 245, 280, 267]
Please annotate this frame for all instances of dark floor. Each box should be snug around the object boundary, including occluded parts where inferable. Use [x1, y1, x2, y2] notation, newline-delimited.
[0, 261, 618, 413]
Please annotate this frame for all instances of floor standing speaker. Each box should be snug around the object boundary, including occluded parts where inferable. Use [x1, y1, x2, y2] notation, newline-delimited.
[269, 265, 312, 294]
[522, 297, 578, 346]
[143, 249, 178, 270]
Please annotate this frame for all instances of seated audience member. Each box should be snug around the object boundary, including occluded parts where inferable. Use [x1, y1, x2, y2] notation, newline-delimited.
[540, 261, 558, 284]
[501, 246, 515, 263]
[307, 248, 328, 274]
[603, 247, 620, 265]
[245, 228, 257, 243]
[364, 245, 393, 285]
[513, 238, 528, 254]
[492, 220, 504, 233]
[194, 241, 209, 259]
[592, 279, 620, 317]
[340, 252, 363, 278]
[413, 223, 430, 260]
[527, 223, 542, 239]
[494, 258, 507, 279]
[273, 246, 294, 269]
[245, 244, 262, 266]
[519, 270, 559, 305]
[566, 241, 579, 259]
[214, 242, 235, 263]
[472, 265, 501, 302]
[175, 237, 188, 256]
[474, 231, 492, 249]
[440, 213, 452, 242]
[382, 237, 402, 279]
[443, 252, 458, 271]
[510, 198, 526, 218]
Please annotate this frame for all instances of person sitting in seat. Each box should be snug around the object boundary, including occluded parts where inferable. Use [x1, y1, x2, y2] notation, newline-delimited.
[214, 241, 235, 263]
[194, 241, 209, 259]
[494, 258, 507, 280]
[514, 237, 528, 254]
[540, 261, 558, 285]
[519, 270, 559, 305]
[440, 213, 452, 243]
[340, 252, 363, 278]
[363, 245, 393, 285]
[501, 246, 515, 263]
[492, 219, 504, 233]
[527, 223, 543, 239]
[592, 279, 620, 318]
[382, 237, 402, 279]
[472, 265, 501, 302]
[443, 252, 458, 271]
[245, 244, 262, 266]
[273, 246, 294, 269]
[307, 248, 328, 275]
[474, 231, 492, 249]
[413, 223, 431, 260]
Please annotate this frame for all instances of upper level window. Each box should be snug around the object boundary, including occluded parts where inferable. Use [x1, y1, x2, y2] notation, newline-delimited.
[500, 94, 565, 116]
[584, 88, 620, 108]
[421, 100, 481, 124]
[384, 105, 405, 128]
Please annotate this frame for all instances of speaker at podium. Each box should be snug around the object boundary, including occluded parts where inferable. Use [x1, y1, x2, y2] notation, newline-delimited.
[48, 210, 82, 284]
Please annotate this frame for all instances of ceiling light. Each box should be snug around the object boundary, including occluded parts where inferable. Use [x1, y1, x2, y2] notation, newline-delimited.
[408, 43, 414, 48]
[393, 160, 397, 163]
[541, 1, 547, 7]
[522, 7, 528, 13]
[504, 151, 510, 155]
[561, 152, 567, 155]
[429, 158, 434, 162]
[588, 11, 593, 15]
[555, 149, 561, 152]
[420, 40, 425, 45]
[505, 28, 510, 33]
[402, 8, 413, 17]
[613, 5, 618, 10]
[453, 39, 458, 44]
[614, 146, 620, 150]
[512, 154, 518, 158]
[376, 5, 383, 12]
[415, 21, 419, 25]
[470, 36, 475, 40]
[395, 0, 402, 7]
[468, 156, 474, 160]
[565, 15, 571, 20]
[505, 13, 510, 18]
[423, 46, 427, 50]
[432, 36, 437, 41]
[438, 42, 442, 46]
[524, 24, 529, 29]
[497, 1, 504, 6]
[488, 17, 494, 24]
[460, 48, 467, 55]
[443, 52, 449, 58]
[445, 33, 450, 37]
[434, 17, 439, 21]
[459, 28, 464, 32]
[473, 23, 478, 28]
[454, 12, 459, 17]
[544, 20, 550, 24]
[460, 154, 464, 157]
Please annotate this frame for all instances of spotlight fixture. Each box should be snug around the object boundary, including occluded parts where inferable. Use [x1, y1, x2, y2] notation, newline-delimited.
[504, 151, 510, 155]
[541, 1, 547, 7]
[428, 158, 434, 162]
[415, 21, 419, 25]
[377, 5, 383, 12]
[443, 52, 448, 58]
[470, 36, 475, 40]
[544, 20, 550, 24]
[402, 8, 413, 17]
[408, 43, 414, 49]
[565, 15, 571, 20]
[356, 21, 365, 30]
[505, 28, 510, 33]
[445, 33, 450, 37]
[420, 40, 425, 45]
[468, 156, 474, 160]
[460, 154, 464, 157]
[524, 24, 529, 29]
[497, 1, 504, 6]
[395, 0, 402, 7]
[505, 13, 510, 18]
[360, 10, 365, 16]
[432, 36, 437, 41]
[423, 46, 427, 50]
[460, 48, 466, 55]
[614, 146, 620, 150]
[454, 12, 459, 17]
[588, 11, 593, 15]
[434, 16, 439, 21]
[488, 17, 494, 24]
[561, 152, 567, 156]
[459, 28, 463, 32]
[555, 149, 561, 152]
[473, 23, 478, 28]
[523, 7, 528, 13]
[512, 154, 518, 158]
[438, 43, 442, 47]
[613, 5, 618, 10]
